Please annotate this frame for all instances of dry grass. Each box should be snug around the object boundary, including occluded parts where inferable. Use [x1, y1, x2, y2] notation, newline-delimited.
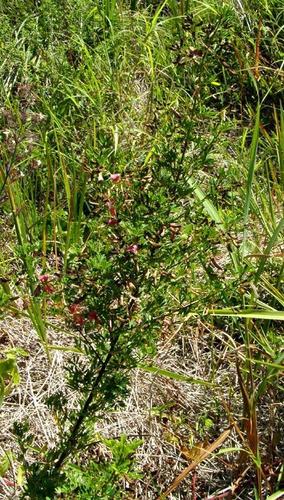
[0, 316, 73, 498]
[0, 315, 283, 499]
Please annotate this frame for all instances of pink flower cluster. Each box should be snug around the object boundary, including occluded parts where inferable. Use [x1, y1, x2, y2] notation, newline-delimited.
[68, 304, 99, 326]
[110, 173, 121, 183]
[106, 198, 119, 226]
[38, 274, 54, 294]
[126, 244, 138, 255]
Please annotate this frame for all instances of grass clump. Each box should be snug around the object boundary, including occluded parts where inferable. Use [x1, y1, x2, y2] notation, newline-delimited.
[0, 0, 283, 498]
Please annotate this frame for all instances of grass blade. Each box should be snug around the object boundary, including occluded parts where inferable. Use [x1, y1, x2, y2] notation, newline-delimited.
[278, 104, 284, 190]
[145, 0, 168, 41]
[188, 177, 224, 230]
[254, 216, 284, 283]
[208, 309, 284, 321]
[159, 428, 231, 498]
[260, 277, 284, 308]
[139, 365, 215, 387]
[267, 492, 284, 500]
[243, 105, 260, 230]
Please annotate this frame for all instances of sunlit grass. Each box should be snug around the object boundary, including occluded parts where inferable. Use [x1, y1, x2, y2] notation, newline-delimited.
[0, 0, 283, 497]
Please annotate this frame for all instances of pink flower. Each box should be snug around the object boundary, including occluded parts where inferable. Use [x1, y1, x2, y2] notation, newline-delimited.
[88, 311, 99, 321]
[110, 173, 121, 183]
[106, 199, 117, 217]
[43, 284, 54, 294]
[3, 479, 15, 488]
[73, 314, 85, 326]
[126, 244, 138, 255]
[69, 303, 82, 315]
[107, 218, 119, 226]
[69, 304, 85, 325]
[39, 274, 49, 283]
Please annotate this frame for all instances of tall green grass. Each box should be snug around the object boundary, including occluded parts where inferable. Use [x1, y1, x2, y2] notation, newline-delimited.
[0, 0, 283, 497]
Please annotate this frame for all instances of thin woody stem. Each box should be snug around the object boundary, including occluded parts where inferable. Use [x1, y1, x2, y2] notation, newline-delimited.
[53, 332, 120, 470]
